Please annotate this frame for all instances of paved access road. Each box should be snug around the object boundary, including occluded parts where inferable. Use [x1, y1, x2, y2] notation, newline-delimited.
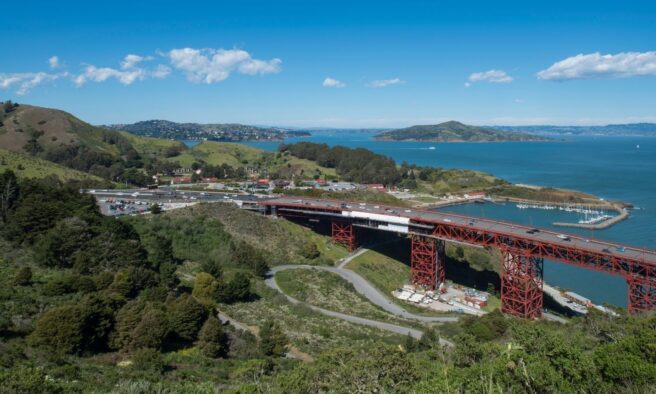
[266, 260, 456, 346]
[269, 264, 458, 324]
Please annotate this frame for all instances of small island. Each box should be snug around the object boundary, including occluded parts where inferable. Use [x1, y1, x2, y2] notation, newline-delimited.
[374, 120, 550, 142]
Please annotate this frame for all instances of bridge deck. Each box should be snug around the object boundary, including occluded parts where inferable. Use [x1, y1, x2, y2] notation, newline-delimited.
[262, 197, 656, 266]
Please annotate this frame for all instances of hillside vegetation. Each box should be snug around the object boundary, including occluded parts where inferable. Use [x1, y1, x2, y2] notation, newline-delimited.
[0, 148, 107, 183]
[104, 119, 309, 141]
[375, 120, 549, 142]
[0, 102, 334, 185]
[1, 172, 655, 392]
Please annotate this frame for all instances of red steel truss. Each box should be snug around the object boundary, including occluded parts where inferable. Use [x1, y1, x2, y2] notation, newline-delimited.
[411, 235, 445, 290]
[332, 222, 355, 251]
[500, 247, 544, 319]
[429, 223, 655, 314]
[627, 276, 656, 314]
[262, 198, 656, 316]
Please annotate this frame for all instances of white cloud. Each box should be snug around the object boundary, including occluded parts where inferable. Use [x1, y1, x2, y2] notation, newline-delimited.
[74, 66, 146, 86]
[366, 78, 404, 88]
[120, 54, 153, 70]
[0, 72, 62, 95]
[152, 64, 171, 79]
[167, 47, 282, 84]
[74, 54, 168, 86]
[48, 56, 60, 69]
[2, 48, 281, 93]
[537, 51, 656, 81]
[322, 77, 345, 88]
[466, 70, 513, 86]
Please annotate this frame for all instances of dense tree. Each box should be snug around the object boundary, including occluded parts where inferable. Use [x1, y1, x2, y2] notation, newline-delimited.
[217, 273, 252, 303]
[280, 142, 401, 185]
[130, 307, 169, 350]
[259, 320, 288, 357]
[35, 217, 94, 268]
[0, 170, 19, 222]
[28, 305, 86, 355]
[168, 294, 208, 342]
[197, 315, 227, 358]
[112, 300, 168, 351]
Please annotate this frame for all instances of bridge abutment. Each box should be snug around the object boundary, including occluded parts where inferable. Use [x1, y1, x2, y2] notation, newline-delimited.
[500, 247, 544, 319]
[410, 235, 445, 290]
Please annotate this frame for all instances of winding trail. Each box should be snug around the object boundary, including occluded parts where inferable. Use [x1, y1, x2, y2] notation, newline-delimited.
[269, 264, 458, 324]
[265, 250, 456, 346]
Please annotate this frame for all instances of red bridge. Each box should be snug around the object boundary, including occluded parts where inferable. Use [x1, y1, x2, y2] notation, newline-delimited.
[259, 197, 656, 318]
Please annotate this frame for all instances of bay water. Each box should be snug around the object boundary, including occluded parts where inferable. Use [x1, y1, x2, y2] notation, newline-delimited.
[244, 132, 655, 307]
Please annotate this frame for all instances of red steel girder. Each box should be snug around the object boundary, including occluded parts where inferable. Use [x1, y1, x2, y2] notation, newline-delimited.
[627, 276, 656, 314]
[332, 222, 355, 252]
[500, 246, 544, 319]
[411, 235, 445, 290]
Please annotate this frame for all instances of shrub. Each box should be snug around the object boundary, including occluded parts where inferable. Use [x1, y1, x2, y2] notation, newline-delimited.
[217, 272, 252, 304]
[131, 348, 167, 374]
[192, 272, 219, 301]
[259, 320, 288, 357]
[301, 241, 320, 260]
[13, 266, 32, 286]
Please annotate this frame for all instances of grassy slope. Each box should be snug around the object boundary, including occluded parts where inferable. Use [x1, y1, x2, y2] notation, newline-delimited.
[160, 203, 347, 266]
[120, 131, 185, 158]
[219, 281, 405, 356]
[0, 148, 106, 182]
[157, 140, 337, 179]
[0, 105, 119, 155]
[275, 268, 420, 327]
[346, 240, 501, 314]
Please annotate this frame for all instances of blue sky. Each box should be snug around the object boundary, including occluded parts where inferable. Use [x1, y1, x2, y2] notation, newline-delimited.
[2, 0, 656, 127]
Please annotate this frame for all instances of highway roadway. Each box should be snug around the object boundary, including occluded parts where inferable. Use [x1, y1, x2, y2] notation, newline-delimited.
[263, 197, 656, 267]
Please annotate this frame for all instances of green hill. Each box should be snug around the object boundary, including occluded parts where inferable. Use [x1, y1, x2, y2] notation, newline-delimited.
[0, 103, 124, 155]
[0, 148, 107, 182]
[0, 102, 335, 184]
[375, 121, 549, 142]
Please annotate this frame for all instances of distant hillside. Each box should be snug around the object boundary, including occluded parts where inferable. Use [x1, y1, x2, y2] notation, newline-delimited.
[104, 119, 310, 142]
[0, 102, 334, 184]
[374, 121, 549, 142]
[492, 123, 656, 137]
[0, 102, 125, 155]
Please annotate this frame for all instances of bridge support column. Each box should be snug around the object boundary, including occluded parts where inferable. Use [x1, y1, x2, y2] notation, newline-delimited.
[500, 247, 543, 319]
[332, 222, 355, 252]
[411, 235, 445, 290]
[627, 276, 656, 314]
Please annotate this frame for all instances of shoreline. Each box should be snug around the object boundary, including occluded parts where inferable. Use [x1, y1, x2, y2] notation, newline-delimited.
[410, 193, 629, 230]
[489, 196, 629, 229]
